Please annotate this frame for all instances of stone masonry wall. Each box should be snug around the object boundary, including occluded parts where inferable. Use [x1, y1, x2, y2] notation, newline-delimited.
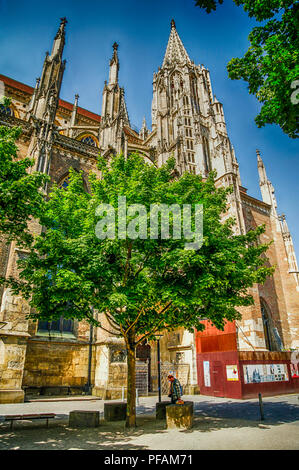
[22, 339, 93, 390]
[239, 194, 299, 350]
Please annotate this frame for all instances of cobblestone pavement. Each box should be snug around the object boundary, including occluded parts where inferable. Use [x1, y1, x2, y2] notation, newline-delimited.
[0, 393, 298, 450]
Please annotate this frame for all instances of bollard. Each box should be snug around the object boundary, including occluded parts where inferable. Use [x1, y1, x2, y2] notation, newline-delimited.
[258, 393, 265, 421]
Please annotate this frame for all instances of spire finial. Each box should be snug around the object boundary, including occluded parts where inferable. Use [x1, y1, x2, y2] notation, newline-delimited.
[111, 42, 119, 62]
[256, 149, 263, 164]
[54, 17, 67, 43]
[109, 42, 119, 84]
[163, 19, 191, 67]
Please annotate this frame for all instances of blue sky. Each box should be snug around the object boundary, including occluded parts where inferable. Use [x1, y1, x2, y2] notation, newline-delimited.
[0, 0, 298, 253]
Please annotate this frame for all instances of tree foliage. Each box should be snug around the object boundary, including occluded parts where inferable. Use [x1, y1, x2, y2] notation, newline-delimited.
[0, 124, 49, 242]
[195, 0, 299, 138]
[3, 152, 274, 426]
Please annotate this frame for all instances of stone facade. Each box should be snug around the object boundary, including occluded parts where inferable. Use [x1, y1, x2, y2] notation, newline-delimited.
[0, 18, 298, 403]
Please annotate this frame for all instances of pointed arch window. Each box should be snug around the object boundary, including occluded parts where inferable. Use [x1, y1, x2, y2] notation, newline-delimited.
[0, 104, 14, 116]
[261, 302, 272, 351]
[58, 171, 88, 192]
[59, 175, 70, 189]
[202, 137, 211, 174]
[77, 134, 99, 148]
[260, 299, 282, 351]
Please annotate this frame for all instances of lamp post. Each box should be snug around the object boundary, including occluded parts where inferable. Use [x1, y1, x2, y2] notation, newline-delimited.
[84, 308, 94, 395]
[85, 323, 93, 395]
[156, 334, 163, 403]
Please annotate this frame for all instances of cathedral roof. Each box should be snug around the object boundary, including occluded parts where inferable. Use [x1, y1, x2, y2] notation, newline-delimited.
[162, 19, 192, 67]
[0, 73, 101, 123]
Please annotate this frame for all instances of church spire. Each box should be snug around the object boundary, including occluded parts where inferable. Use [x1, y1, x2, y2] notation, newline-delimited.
[139, 116, 149, 140]
[108, 42, 119, 85]
[69, 93, 79, 137]
[162, 19, 191, 67]
[28, 17, 67, 122]
[100, 43, 130, 154]
[257, 149, 277, 210]
[51, 17, 67, 58]
[257, 149, 268, 186]
[27, 18, 67, 177]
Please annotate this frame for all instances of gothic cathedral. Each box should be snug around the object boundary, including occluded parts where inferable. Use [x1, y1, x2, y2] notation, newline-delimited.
[0, 19, 298, 403]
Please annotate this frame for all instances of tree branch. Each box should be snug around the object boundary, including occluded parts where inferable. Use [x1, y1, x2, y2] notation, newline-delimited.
[134, 318, 166, 347]
[118, 322, 130, 350]
[98, 324, 122, 337]
[134, 304, 180, 347]
[105, 311, 121, 331]
[157, 301, 173, 315]
[133, 252, 151, 278]
[124, 307, 144, 335]
[122, 241, 132, 286]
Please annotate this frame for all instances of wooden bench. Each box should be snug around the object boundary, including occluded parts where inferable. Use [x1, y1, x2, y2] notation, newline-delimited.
[4, 413, 56, 429]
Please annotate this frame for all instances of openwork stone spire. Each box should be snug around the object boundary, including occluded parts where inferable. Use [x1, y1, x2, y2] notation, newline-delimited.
[162, 19, 192, 67]
[51, 17, 67, 58]
[108, 42, 119, 85]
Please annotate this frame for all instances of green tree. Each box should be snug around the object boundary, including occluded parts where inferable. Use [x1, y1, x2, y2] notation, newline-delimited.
[0, 123, 49, 243]
[194, 0, 299, 138]
[4, 153, 274, 427]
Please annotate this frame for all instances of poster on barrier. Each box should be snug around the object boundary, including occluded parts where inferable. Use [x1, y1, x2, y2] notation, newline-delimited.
[243, 363, 288, 384]
[203, 361, 211, 387]
[290, 351, 299, 378]
[226, 365, 239, 381]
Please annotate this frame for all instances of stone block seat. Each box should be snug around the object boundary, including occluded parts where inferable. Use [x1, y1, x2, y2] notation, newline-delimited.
[69, 410, 99, 427]
[104, 402, 127, 421]
[156, 401, 171, 420]
[166, 401, 194, 430]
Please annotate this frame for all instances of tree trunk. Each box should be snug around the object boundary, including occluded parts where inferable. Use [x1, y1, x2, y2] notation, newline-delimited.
[126, 329, 136, 428]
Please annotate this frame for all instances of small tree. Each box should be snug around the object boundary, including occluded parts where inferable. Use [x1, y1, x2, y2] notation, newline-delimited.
[0, 123, 48, 243]
[5, 153, 274, 427]
[194, 0, 299, 138]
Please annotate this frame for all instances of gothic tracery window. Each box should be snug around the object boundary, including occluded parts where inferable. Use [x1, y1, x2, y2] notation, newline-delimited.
[59, 175, 70, 189]
[58, 172, 88, 192]
[0, 104, 14, 116]
[78, 134, 98, 147]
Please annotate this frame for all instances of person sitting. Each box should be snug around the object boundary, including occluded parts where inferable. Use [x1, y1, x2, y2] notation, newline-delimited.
[167, 374, 184, 404]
